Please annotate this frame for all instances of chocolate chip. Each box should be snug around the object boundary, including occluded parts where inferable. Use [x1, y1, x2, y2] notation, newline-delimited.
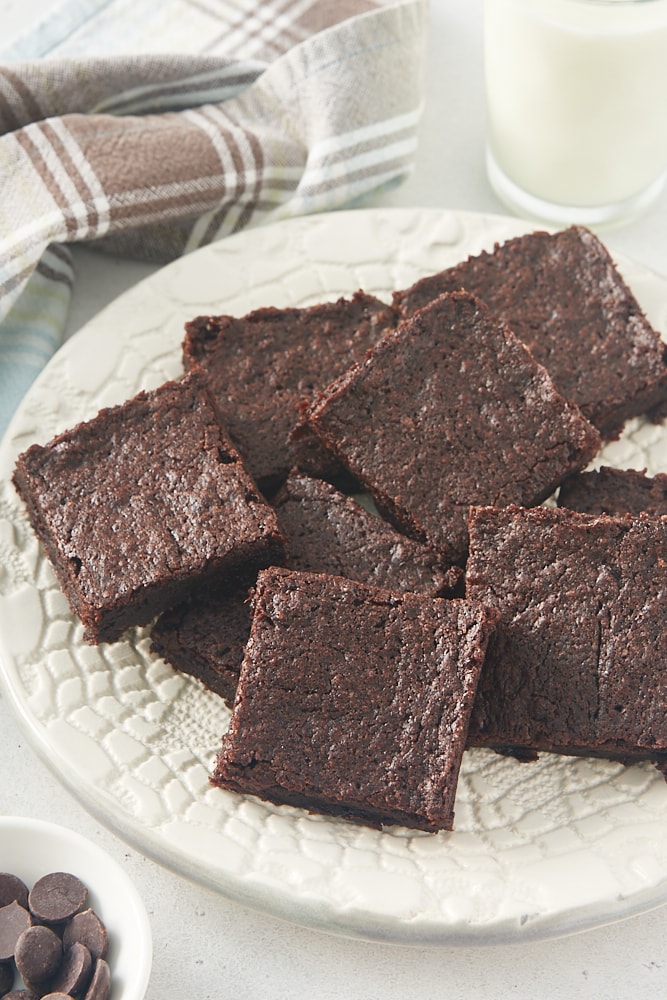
[0, 902, 32, 962]
[0, 959, 14, 994]
[0, 874, 114, 1000]
[28, 873, 88, 925]
[14, 925, 62, 985]
[48, 941, 93, 996]
[82, 958, 110, 1000]
[0, 875, 29, 911]
[62, 910, 107, 961]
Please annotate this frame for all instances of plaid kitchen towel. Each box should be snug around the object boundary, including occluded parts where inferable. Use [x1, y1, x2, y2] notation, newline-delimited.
[0, 0, 428, 435]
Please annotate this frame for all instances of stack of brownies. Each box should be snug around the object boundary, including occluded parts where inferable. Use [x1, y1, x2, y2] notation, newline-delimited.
[12, 225, 667, 833]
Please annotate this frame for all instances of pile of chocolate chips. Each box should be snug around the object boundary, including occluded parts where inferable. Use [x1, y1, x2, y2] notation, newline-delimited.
[0, 871, 110, 999]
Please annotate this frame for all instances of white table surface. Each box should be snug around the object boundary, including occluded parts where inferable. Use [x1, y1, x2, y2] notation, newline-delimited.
[2, 2, 667, 998]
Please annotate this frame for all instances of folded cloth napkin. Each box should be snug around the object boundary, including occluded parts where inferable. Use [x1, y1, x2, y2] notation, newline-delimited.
[0, 0, 428, 437]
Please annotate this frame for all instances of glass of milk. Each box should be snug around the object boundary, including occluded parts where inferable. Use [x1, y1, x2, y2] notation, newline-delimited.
[484, 0, 667, 226]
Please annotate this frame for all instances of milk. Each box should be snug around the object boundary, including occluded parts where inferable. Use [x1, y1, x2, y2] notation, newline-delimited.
[484, 0, 667, 224]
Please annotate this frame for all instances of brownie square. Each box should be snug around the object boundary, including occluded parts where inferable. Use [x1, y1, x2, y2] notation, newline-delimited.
[304, 291, 600, 565]
[182, 291, 396, 493]
[150, 586, 251, 706]
[211, 567, 498, 831]
[558, 466, 667, 517]
[12, 372, 284, 644]
[466, 504, 667, 770]
[394, 226, 667, 439]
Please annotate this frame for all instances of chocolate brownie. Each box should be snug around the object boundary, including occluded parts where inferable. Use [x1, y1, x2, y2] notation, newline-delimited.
[466, 504, 667, 770]
[304, 291, 600, 565]
[13, 372, 284, 644]
[273, 471, 462, 595]
[150, 586, 251, 706]
[150, 471, 462, 705]
[394, 226, 667, 439]
[558, 465, 667, 516]
[211, 567, 498, 831]
[182, 292, 396, 493]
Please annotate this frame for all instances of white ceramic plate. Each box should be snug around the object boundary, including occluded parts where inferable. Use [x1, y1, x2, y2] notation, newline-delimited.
[0, 816, 152, 999]
[2, 208, 667, 946]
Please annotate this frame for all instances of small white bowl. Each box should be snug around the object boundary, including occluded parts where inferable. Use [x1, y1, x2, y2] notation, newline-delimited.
[0, 816, 152, 1000]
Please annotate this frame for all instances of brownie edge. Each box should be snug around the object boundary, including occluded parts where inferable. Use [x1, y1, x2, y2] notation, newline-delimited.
[212, 567, 499, 832]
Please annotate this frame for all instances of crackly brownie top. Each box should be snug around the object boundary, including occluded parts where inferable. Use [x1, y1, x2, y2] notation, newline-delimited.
[466, 504, 667, 755]
[212, 567, 498, 831]
[305, 291, 600, 565]
[273, 471, 461, 595]
[182, 291, 396, 492]
[558, 465, 667, 517]
[394, 226, 667, 438]
[13, 372, 281, 606]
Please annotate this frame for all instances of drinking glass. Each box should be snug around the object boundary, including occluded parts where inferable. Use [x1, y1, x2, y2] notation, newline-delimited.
[484, 0, 667, 227]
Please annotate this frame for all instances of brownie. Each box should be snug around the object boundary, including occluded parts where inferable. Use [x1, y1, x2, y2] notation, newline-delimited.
[12, 372, 284, 644]
[304, 290, 601, 565]
[394, 226, 667, 439]
[466, 504, 667, 770]
[150, 586, 251, 705]
[150, 471, 462, 705]
[558, 465, 667, 516]
[211, 567, 498, 831]
[273, 471, 462, 595]
[182, 291, 396, 493]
